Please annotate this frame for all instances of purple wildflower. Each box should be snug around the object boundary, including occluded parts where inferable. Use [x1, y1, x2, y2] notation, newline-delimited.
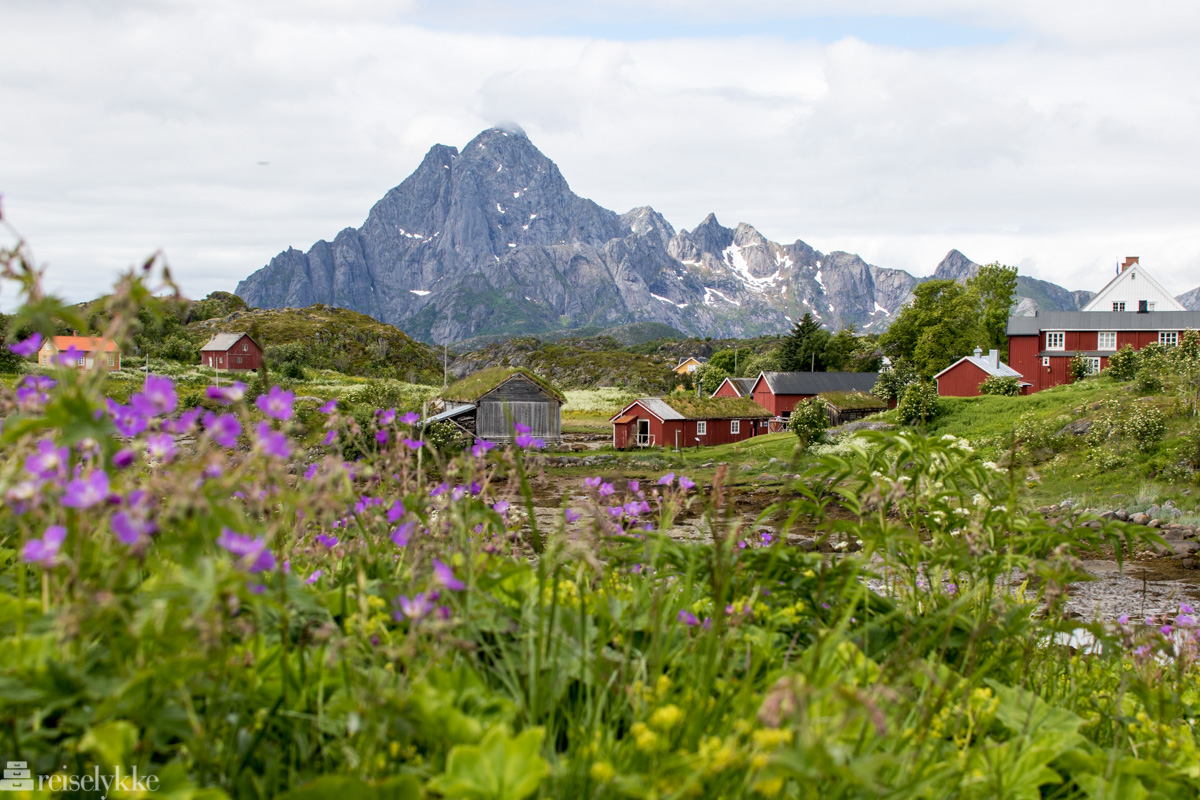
[678, 610, 700, 627]
[306, 570, 323, 584]
[255, 386, 295, 420]
[57, 346, 83, 366]
[515, 433, 544, 449]
[469, 481, 482, 495]
[145, 433, 176, 463]
[432, 558, 465, 591]
[1182, 603, 1196, 615]
[401, 411, 420, 425]
[599, 482, 615, 497]
[8, 333, 42, 357]
[206, 381, 247, 405]
[23, 525, 67, 565]
[395, 592, 435, 621]
[387, 500, 405, 523]
[376, 430, 389, 445]
[166, 407, 203, 434]
[624, 501, 642, 516]
[111, 511, 154, 545]
[319, 399, 337, 414]
[430, 482, 448, 498]
[391, 522, 415, 547]
[679, 476, 696, 491]
[564, 508, 580, 523]
[322, 430, 337, 446]
[585, 476, 602, 489]
[25, 439, 69, 481]
[472, 439, 495, 458]
[657, 473, 675, 486]
[403, 437, 423, 451]
[1162, 625, 1174, 636]
[62, 471, 110, 509]
[304, 463, 320, 480]
[628, 480, 640, 493]
[1117, 614, 1130, 625]
[133, 374, 178, 417]
[451, 485, 466, 501]
[216, 528, 276, 573]
[113, 448, 136, 469]
[316, 533, 339, 548]
[493, 500, 510, 515]
[108, 400, 148, 437]
[255, 422, 291, 460]
[204, 412, 242, 448]
[377, 408, 396, 426]
[514, 422, 531, 435]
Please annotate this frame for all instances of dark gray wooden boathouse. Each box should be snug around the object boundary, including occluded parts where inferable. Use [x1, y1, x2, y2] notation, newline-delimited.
[429, 367, 564, 444]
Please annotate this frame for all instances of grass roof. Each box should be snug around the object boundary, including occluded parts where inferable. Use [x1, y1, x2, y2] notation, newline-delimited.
[442, 367, 566, 403]
[663, 394, 771, 419]
[818, 390, 888, 411]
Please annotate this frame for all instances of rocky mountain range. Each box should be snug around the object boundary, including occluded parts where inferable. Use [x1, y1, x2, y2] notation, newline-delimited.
[236, 126, 1200, 344]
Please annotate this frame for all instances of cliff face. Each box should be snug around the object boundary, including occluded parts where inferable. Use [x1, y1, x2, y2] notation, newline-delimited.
[237, 127, 1093, 344]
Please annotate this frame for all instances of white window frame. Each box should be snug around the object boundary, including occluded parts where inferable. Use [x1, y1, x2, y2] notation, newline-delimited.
[107, 355, 115, 367]
[1045, 331, 1065, 351]
[1112, 301, 1125, 312]
[1160, 331, 1179, 347]
[696, 421, 707, 436]
[1097, 331, 1117, 351]
[730, 420, 740, 435]
[1085, 357, 1101, 374]
[1148, 302, 1156, 311]
[77, 356, 85, 366]
[1042, 356, 1050, 367]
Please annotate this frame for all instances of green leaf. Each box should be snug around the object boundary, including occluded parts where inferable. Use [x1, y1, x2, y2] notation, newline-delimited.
[79, 720, 139, 770]
[276, 775, 421, 800]
[986, 679, 1085, 738]
[428, 726, 548, 800]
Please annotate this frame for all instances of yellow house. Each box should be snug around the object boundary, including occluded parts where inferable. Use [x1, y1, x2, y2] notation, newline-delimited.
[38, 336, 122, 370]
[673, 356, 707, 375]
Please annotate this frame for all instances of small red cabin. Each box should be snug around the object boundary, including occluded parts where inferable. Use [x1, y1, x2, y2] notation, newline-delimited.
[710, 377, 756, 399]
[748, 371, 881, 417]
[609, 396, 770, 450]
[200, 333, 263, 372]
[934, 348, 1029, 397]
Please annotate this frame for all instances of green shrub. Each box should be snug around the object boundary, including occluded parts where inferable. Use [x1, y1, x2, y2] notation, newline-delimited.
[872, 358, 917, 405]
[1124, 401, 1167, 451]
[979, 375, 1020, 396]
[897, 380, 939, 425]
[1106, 345, 1139, 380]
[1069, 353, 1089, 381]
[788, 396, 829, 450]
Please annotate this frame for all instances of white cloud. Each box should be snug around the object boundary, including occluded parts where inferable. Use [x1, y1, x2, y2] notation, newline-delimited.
[2, 0, 1200, 313]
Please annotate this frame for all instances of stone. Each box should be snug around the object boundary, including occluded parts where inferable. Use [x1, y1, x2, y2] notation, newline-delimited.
[1182, 557, 1200, 570]
[1173, 541, 1200, 557]
[1149, 519, 1162, 528]
[1115, 509, 1129, 521]
[1130, 512, 1150, 525]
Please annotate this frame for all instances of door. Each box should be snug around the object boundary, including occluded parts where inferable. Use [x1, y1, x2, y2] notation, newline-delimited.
[637, 419, 651, 447]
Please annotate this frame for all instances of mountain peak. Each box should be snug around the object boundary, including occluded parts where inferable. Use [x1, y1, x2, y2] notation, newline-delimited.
[933, 249, 980, 283]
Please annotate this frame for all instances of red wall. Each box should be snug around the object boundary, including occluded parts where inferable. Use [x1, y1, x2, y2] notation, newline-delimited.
[936, 361, 990, 397]
[749, 376, 814, 416]
[1008, 328, 1174, 393]
[611, 401, 766, 448]
[712, 380, 741, 399]
[202, 335, 263, 372]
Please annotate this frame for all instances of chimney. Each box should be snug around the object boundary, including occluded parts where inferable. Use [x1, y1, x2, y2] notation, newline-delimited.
[973, 346, 983, 358]
[989, 349, 999, 369]
[1120, 256, 1139, 272]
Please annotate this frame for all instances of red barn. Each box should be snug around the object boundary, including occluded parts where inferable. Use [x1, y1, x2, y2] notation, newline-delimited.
[610, 396, 770, 449]
[710, 377, 756, 399]
[748, 371, 881, 417]
[200, 333, 263, 372]
[1007, 311, 1200, 393]
[934, 348, 1029, 397]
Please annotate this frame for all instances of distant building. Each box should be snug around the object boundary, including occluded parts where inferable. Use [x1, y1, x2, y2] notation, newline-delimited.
[609, 395, 770, 449]
[673, 356, 708, 375]
[38, 336, 121, 370]
[748, 371, 881, 418]
[710, 377, 756, 399]
[429, 367, 563, 444]
[934, 348, 1028, 397]
[1007, 259, 1200, 392]
[819, 391, 889, 425]
[200, 333, 263, 372]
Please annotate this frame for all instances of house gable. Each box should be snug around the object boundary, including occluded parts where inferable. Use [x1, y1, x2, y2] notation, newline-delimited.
[1082, 260, 1186, 313]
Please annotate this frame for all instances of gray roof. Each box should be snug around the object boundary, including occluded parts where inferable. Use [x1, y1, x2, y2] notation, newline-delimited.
[423, 403, 476, 424]
[1007, 311, 1200, 336]
[711, 377, 756, 397]
[200, 332, 252, 351]
[758, 371, 880, 396]
[934, 356, 1022, 380]
[630, 397, 685, 421]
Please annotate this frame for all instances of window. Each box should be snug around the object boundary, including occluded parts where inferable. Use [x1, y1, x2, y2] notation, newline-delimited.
[697, 421, 707, 436]
[107, 355, 114, 366]
[1085, 357, 1101, 374]
[77, 356, 85, 366]
[1098, 331, 1117, 350]
[731, 420, 740, 434]
[236, 356, 243, 364]
[1148, 302, 1156, 311]
[1160, 331, 1179, 347]
[1042, 356, 1050, 367]
[242, 344, 248, 351]
[1113, 302, 1125, 311]
[1045, 331, 1065, 350]
[40, 356, 48, 365]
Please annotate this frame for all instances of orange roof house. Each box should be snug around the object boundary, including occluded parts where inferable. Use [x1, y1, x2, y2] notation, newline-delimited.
[38, 336, 121, 370]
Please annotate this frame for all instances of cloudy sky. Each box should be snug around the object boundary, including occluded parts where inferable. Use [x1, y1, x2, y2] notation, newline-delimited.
[4, 0, 1200, 310]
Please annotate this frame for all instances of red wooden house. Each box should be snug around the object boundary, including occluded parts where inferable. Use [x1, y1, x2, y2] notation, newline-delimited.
[610, 396, 770, 449]
[200, 333, 263, 372]
[934, 348, 1029, 397]
[748, 371, 881, 417]
[710, 377, 756, 399]
[1007, 311, 1200, 392]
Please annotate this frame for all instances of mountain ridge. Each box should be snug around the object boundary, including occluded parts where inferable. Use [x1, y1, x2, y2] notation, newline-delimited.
[236, 127, 1195, 344]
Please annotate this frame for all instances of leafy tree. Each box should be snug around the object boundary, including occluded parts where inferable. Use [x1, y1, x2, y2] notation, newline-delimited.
[0, 313, 25, 374]
[741, 348, 783, 378]
[779, 312, 832, 372]
[1106, 345, 1138, 380]
[879, 280, 986, 379]
[970, 263, 1018, 358]
[707, 348, 737, 373]
[1069, 353, 1089, 382]
[821, 326, 859, 372]
[897, 381, 940, 426]
[871, 358, 918, 405]
[695, 364, 731, 395]
[788, 396, 829, 451]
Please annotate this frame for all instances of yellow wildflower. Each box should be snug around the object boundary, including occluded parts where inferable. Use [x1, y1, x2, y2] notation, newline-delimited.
[751, 728, 793, 749]
[753, 777, 784, 796]
[631, 722, 659, 752]
[589, 762, 615, 783]
[649, 704, 684, 730]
